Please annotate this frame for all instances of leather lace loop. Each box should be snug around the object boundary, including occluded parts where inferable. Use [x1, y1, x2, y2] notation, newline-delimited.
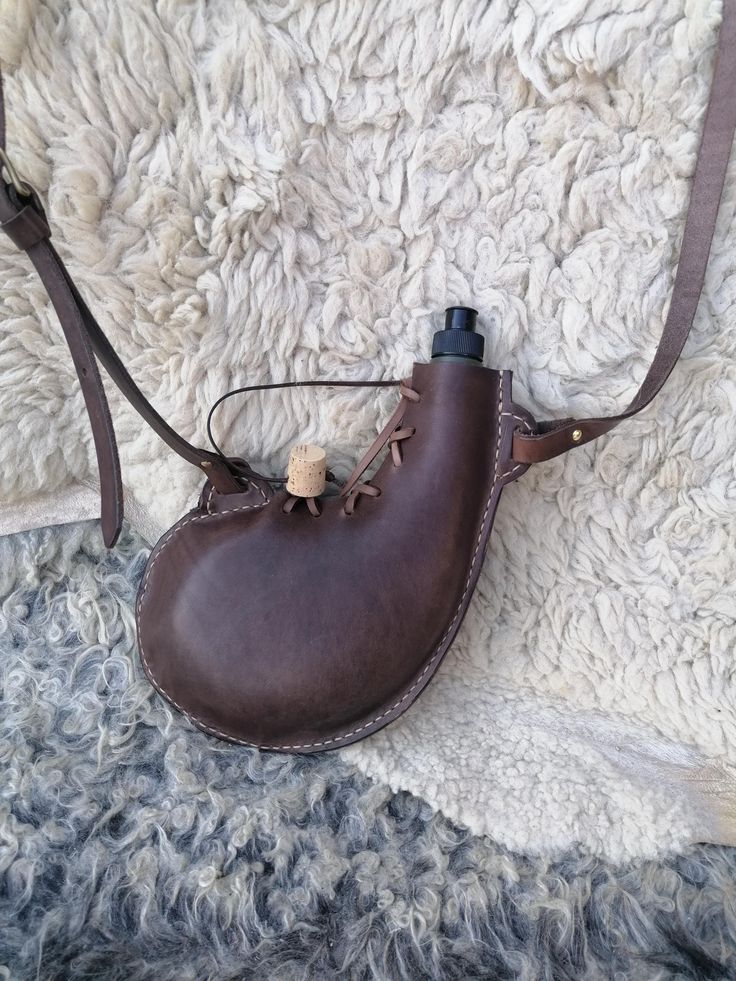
[276, 381, 421, 514]
[339, 382, 420, 513]
[344, 482, 381, 515]
[389, 426, 416, 466]
[206, 378, 402, 488]
[283, 494, 322, 516]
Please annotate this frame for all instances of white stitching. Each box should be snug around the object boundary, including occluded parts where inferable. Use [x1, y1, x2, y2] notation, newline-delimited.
[498, 412, 531, 481]
[206, 480, 268, 515]
[136, 372, 509, 751]
[500, 412, 532, 431]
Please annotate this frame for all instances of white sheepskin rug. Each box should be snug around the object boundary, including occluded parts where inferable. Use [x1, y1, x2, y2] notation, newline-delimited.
[1, 0, 735, 861]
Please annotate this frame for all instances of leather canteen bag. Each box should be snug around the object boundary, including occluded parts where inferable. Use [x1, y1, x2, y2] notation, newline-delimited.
[1, 6, 735, 752]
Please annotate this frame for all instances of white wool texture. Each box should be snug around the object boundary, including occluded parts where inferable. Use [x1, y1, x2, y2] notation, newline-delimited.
[0, 0, 735, 861]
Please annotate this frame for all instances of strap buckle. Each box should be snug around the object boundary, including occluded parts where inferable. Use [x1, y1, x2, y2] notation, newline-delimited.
[0, 147, 34, 197]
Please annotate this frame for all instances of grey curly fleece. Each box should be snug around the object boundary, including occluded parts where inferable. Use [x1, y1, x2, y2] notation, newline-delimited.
[0, 521, 735, 980]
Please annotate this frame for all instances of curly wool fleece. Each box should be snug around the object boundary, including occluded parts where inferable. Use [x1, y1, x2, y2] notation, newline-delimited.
[2, 521, 736, 981]
[0, 0, 735, 860]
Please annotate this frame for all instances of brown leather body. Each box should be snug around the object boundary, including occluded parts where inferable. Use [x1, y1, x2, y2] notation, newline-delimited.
[135, 361, 528, 751]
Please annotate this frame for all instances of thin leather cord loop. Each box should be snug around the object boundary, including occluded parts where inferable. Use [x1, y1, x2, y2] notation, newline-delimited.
[206, 378, 401, 486]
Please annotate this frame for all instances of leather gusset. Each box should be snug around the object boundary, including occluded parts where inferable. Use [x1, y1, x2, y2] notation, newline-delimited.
[136, 360, 523, 752]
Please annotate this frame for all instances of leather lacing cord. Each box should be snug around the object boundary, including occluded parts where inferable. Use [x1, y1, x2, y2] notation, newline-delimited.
[206, 379, 399, 481]
[282, 493, 324, 517]
[208, 378, 421, 516]
[340, 424, 416, 515]
[341, 383, 419, 516]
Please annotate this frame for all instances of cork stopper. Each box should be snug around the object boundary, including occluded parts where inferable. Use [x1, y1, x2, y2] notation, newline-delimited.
[286, 443, 327, 498]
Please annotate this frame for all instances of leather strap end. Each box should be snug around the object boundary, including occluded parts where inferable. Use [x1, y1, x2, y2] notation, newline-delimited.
[97, 424, 124, 547]
[101, 507, 123, 548]
[203, 457, 246, 495]
[512, 419, 616, 463]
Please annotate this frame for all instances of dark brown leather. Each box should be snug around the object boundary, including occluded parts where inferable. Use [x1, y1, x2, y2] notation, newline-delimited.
[0, 200, 50, 250]
[136, 362, 526, 750]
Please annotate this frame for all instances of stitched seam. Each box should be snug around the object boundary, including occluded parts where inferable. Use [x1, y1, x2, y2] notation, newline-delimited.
[136, 372, 508, 751]
[499, 411, 531, 479]
[499, 465, 525, 480]
[500, 412, 531, 429]
[206, 480, 268, 515]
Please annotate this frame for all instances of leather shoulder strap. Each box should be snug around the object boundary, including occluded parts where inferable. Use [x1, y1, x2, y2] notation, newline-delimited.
[513, 0, 736, 463]
[0, 78, 241, 546]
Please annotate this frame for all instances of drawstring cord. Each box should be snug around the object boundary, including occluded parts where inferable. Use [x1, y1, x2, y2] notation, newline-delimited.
[206, 378, 421, 514]
[206, 378, 402, 488]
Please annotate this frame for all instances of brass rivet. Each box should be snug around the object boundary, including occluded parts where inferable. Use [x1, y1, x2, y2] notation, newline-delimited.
[571, 428, 583, 443]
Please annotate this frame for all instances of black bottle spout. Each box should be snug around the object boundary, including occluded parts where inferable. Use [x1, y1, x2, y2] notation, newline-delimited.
[431, 306, 484, 364]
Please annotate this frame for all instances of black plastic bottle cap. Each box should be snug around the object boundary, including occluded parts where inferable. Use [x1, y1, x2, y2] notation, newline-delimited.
[431, 306, 484, 362]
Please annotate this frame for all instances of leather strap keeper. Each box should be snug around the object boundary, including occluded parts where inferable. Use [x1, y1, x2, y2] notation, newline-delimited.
[1, 200, 50, 250]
